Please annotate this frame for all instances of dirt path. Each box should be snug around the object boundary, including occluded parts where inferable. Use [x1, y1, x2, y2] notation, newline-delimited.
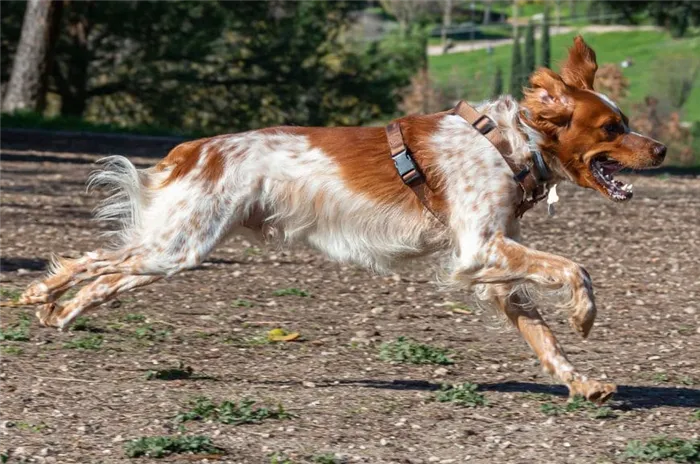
[1, 149, 699, 463]
[427, 25, 663, 56]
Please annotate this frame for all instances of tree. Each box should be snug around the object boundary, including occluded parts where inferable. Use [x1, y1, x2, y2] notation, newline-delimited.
[541, 6, 551, 68]
[492, 66, 503, 98]
[509, 32, 524, 99]
[523, 21, 536, 77]
[439, 0, 453, 54]
[2, 0, 62, 113]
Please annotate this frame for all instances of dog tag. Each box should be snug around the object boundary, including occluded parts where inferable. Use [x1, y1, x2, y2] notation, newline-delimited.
[547, 184, 559, 217]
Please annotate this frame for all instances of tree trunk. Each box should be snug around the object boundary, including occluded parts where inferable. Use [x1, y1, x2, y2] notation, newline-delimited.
[440, 0, 452, 54]
[483, 0, 491, 25]
[2, 0, 61, 113]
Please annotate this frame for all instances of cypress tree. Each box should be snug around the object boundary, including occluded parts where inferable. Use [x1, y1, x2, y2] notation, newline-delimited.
[541, 6, 551, 68]
[509, 32, 524, 99]
[524, 21, 536, 77]
[492, 66, 503, 98]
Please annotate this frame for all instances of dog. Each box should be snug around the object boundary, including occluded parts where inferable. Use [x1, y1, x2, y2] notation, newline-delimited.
[19, 37, 665, 403]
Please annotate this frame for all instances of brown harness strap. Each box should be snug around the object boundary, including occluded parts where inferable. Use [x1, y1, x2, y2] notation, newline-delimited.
[385, 121, 443, 222]
[385, 100, 548, 221]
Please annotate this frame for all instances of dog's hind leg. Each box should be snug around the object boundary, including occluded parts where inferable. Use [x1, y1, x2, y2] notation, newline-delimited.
[36, 274, 162, 329]
[494, 289, 616, 403]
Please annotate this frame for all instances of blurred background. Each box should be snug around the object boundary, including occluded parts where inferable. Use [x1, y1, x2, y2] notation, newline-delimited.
[1, 0, 699, 165]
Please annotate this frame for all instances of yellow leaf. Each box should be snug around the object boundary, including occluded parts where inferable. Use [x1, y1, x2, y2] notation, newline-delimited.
[267, 328, 300, 342]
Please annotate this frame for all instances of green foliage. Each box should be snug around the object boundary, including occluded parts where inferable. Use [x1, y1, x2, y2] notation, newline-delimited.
[232, 299, 254, 308]
[539, 395, 617, 419]
[524, 22, 536, 77]
[133, 324, 170, 342]
[122, 313, 146, 323]
[1, 346, 24, 355]
[379, 336, 453, 365]
[70, 316, 102, 332]
[509, 31, 524, 99]
[623, 437, 700, 463]
[313, 453, 344, 464]
[541, 7, 551, 68]
[0, 288, 22, 302]
[273, 288, 310, 297]
[0, 313, 31, 341]
[691, 409, 700, 422]
[270, 453, 296, 464]
[435, 383, 487, 407]
[175, 396, 294, 426]
[124, 435, 224, 459]
[63, 334, 103, 350]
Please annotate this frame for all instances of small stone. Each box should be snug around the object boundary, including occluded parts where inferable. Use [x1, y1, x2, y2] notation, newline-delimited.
[371, 307, 385, 315]
[428, 457, 440, 463]
[380, 438, 388, 446]
[303, 381, 316, 388]
[112, 435, 124, 443]
[683, 307, 696, 315]
[434, 367, 449, 377]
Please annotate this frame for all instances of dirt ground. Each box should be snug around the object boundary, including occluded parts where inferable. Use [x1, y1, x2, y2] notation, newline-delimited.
[1, 148, 699, 464]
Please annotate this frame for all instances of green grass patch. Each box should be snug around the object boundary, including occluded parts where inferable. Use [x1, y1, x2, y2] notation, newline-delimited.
[539, 395, 616, 419]
[124, 435, 224, 459]
[133, 324, 170, 342]
[312, 453, 344, 464]
[1, 346, 24, 355]
[70, 316, 103, 332]
[0, 313, 31, 341]
[0, 288, 22, 302]
[232, 299, 254, 308]
[692, 409, 700, 422]
[122, 313, 146, 323]
[379, 336, 453, 365]
[272, 288, 310, 297]
[435, 382, 487, 407]
[175, 396, 294, 426]
[623, 437, 700, 463]
[63, 334, 103, 350]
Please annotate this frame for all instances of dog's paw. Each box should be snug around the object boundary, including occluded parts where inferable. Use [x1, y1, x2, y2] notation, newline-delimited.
[36, 302, 62, 328]
[19, 281, 50, 305]
[569, 378, 616, 404]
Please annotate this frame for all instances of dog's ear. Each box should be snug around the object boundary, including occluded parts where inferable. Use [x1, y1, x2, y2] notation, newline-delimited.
[522, 68, 573, 133]
[560, 35, 598, 90]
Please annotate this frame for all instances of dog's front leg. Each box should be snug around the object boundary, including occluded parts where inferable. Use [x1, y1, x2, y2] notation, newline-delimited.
[495, 290, 616, 403]
[457, 232, 597, 338]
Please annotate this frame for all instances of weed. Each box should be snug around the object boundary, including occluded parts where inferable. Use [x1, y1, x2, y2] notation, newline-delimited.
[652, 372, 670, 383]
[521, 392, 554, 401]
[680, 376, 695, 386]
[0, 314, 31, 341]
[123, 313, 146, 323]
[15, 421, 46, 433]
[273, 288, 310, 297]
[1, 346, 23, 355]
[232, 299, 254, 308]
[435, 383, 487, 407]
[146, 364, 194, 381]
[692, 410, 700, 422]
[175, 396, 294, 426]
[133, 324, 170, 342]
[124, 435, 224, 459]
[70, 316, 103, 332]
[63, 334, 103, 350]
[379, 336, 453, 365]
[1, 452, 7, 463]
[245, 247, 262, 256]
[270, 453, 295, 464]
[0, 288, 22, 302]
[313, 453, 345, 464]
[623, 436, 699, 462]
[540, 395, 617, 419]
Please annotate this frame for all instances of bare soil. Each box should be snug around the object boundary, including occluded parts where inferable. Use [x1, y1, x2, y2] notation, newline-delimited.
[1, 148, 699, 464]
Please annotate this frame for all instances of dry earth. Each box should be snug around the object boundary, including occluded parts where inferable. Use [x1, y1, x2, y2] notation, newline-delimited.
[1, 148, 699, 464]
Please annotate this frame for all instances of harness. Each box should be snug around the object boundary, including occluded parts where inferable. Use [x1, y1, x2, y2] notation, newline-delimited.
[385, 100, 551, 223]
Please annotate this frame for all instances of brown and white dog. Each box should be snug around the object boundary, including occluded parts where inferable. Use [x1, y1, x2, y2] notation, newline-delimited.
[20, 37, 665, 403]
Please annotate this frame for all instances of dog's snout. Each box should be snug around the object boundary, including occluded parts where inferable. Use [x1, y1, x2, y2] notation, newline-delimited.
[653, 143, 667, 160]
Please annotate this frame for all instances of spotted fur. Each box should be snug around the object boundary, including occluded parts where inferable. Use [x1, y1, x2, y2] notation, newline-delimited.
[21, 36, 666, 404]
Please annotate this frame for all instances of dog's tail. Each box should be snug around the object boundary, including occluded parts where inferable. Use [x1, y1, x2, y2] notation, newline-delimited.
[88, 156, 152, 246]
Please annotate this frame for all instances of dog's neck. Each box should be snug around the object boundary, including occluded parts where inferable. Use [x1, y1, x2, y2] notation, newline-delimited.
[476, 97, 566, 186]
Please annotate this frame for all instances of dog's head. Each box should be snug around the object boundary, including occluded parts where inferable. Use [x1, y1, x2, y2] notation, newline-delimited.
[521, 36, 666, 201]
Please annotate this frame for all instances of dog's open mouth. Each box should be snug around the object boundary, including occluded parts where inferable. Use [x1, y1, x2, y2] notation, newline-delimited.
[590, 155, 633, 201]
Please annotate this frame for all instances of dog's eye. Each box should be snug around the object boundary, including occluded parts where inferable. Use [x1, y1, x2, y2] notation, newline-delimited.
[603, 123, 623, 134]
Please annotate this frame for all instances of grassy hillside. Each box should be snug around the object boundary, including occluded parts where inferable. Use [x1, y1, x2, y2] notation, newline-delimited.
[429, 30, 700, 122]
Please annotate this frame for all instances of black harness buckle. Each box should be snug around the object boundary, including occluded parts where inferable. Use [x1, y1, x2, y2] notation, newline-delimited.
[392, 149, 423, 185]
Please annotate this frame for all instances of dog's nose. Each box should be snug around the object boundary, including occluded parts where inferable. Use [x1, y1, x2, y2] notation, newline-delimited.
[654, 143, 667, 160]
